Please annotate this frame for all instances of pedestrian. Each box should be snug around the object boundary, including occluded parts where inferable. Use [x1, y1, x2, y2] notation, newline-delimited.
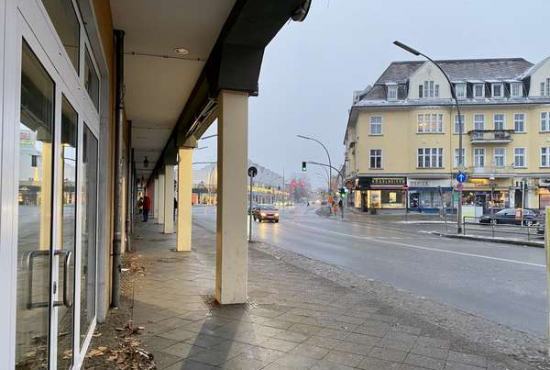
[142, 194, 151, 222]
[338, 198, 343, 218]
[137, 197, 144, 214]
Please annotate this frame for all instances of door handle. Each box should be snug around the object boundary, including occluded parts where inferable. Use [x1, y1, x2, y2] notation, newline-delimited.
[26, 250, 73, 310]
[26, 250, 50, 310]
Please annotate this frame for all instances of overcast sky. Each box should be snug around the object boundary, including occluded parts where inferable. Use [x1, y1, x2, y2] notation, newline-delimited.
[194, 0, 550, 188]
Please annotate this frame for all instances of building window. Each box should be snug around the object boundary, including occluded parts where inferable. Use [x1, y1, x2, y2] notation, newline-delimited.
[387, 85, 397, 100]
[370, 149, 382, 169]
[514, 113, 526, 133]
[494, 114, 505, 130]
[417, 113, 444, 133]
[454, 114, 465, 134]
[474, 84, 485, 98]
[511, 83, 522, 97]
[474, 148, 485, 168]
[418, 148, 443, 168]
[541, 147, 550, 167]
[454, 148, 465, 168]
[541, 112, 550, 132]
[370, 116, 382, 135]
[455, 83, 466, 98]
[422, 80, 439, 98]
[84, 48, 100, 111]
[474, 114, 485, 130]
[492, 83, 503, 98]
[514, 147, 526, 167]
[541, 78, 550, 96]
[494, 147, 506, 168]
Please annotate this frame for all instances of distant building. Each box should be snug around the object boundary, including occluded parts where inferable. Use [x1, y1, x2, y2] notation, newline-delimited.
[344, 56, 550, 212]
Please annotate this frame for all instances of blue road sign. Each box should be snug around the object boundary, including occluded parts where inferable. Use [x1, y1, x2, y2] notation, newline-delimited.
[456, 172, 467, 183]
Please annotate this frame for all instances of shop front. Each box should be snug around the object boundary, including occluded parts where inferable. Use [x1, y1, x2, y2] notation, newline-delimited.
[355, 177, 407, 211]
[538, 179, 550, 209]
[462, 177, 512, 212]
[407, 179, 453, 213]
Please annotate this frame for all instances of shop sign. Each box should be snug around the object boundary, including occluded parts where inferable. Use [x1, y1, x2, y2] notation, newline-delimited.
[371, 177, 406, 187]
[408, 179, 450, 188]
[539, 178, 550, 188]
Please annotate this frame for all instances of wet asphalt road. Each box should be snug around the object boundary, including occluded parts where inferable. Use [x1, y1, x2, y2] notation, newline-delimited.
[192, 205, 548, 337]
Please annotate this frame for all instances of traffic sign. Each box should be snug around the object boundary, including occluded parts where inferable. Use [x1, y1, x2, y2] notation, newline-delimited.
[248, 166, 258, 178]
[456, 183, 464, 191]
[402, 184, 409, 191]
[456, 172, 467, 183]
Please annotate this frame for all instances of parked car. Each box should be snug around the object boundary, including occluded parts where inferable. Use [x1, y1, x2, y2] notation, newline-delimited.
[253, 204, 279, 223]
[479, 208, 539, 226]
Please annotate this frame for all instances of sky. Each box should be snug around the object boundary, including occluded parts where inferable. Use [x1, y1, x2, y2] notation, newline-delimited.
[193, 0, 550, 189]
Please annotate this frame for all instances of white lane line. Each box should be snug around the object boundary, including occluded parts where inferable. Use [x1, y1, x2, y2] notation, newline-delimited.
[284, 220, 545, 268]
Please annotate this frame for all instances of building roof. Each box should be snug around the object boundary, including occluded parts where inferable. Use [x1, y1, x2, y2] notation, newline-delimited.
[374, 58, 533, 85]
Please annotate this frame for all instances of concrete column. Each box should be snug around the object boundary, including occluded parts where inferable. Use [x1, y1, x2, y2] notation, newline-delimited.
[164, 165, 175, 233]
[216, 90, 249, 304]
[158, 173, 165, 224]
[153, 177, 159, 219]
[177, 148, 193, 251]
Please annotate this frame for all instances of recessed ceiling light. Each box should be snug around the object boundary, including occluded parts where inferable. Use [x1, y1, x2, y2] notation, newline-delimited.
[174, 47, 190, 55]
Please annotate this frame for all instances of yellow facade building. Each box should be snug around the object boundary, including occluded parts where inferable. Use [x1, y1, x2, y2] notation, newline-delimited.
[345, 57, 550, 212]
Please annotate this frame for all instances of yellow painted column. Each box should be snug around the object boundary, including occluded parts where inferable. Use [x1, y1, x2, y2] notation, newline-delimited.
[158, 173, 165, 224]
[177, 148, 193, 251]
[216, 90, 249, 304]
[164, 165, 174, 234]
[153, 177, 159, 219]
[39, 143, 53, 250]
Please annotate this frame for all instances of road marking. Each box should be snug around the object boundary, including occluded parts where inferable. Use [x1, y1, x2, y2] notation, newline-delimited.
[284, 220, 546, 268]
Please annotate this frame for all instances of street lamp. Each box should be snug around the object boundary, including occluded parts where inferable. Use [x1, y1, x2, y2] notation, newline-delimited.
[297, 134, 332, 193]
[394, 40, 464, 234]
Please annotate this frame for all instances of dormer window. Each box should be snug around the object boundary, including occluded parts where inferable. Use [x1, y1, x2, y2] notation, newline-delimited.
[492, 83, 503, 98]
[455, 83, 466, 99]
[511, 82, 523, 98]
[387, 84, 398, 100]
[474, 84, 485, 98]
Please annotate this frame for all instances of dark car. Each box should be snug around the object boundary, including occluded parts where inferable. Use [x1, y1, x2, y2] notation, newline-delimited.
[253, 204, 279, 223]
[479, 208, 539, 226]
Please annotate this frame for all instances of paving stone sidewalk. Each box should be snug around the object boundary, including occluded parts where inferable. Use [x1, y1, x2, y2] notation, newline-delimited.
[130, 219, 544, 370]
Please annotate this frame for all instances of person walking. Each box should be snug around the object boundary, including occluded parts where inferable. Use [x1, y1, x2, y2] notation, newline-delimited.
[142, 194, 151, 222]
[338, 198, 344, 219]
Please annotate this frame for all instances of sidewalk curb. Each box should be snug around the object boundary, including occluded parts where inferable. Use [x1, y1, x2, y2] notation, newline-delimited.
[432, 231, 544, 248]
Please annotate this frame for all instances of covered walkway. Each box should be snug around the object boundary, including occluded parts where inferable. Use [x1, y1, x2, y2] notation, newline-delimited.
[83, 214, 539, 370]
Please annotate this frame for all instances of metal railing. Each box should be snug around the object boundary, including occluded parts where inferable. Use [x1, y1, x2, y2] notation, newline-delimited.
[462, 216, 542, 241]
[468, 129, 514, 143]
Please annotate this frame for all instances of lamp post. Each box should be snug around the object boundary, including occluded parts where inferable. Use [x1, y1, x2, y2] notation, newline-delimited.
[394, 41, 464, 233]
[297, 135, 332, 193]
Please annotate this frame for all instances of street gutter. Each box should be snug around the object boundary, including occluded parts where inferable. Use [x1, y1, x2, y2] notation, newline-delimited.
[432, 231, 544, 248]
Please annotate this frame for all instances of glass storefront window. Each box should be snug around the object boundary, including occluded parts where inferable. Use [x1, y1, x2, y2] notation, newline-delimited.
[17, 39, 55, 370]
[80, 125, 98, 348]
[41, 0, 81, 72]
[84, 48, 100, 111]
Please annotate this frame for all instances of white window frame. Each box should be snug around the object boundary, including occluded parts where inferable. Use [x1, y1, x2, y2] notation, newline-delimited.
[541, 82, 546, 96]
[473, 83, 485, 98]
[370, 116, 382, 135]
[511, 82, 522, 98]
[454, 148, 466, 168]
[541, 112, 550, 132]
[370, 149, 382, 169]
[474, 114, 485, 131]
[387, 85, 397, 100]
[473, 148, 485, 168]
[417, 113, 444, 134]
[417, 148, 443, 168]
[454, 114, 465, 134]
[455, 83, 466, 99]
[492, 83, 504, 98]
[541, 147, 550, 168]
[493, 113, 506, 130]
[513, 147, 526, 168]
[513, 113, 526, 133]
[493, 147, 506, 168]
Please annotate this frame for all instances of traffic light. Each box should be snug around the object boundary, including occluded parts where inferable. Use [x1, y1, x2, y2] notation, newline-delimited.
[339, 187, 347, 199]
[302, 161, 307, 172]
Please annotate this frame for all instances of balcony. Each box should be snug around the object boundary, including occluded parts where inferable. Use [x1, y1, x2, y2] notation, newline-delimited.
[468, 129, 514, 144]
[466, 166, 514, 176]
